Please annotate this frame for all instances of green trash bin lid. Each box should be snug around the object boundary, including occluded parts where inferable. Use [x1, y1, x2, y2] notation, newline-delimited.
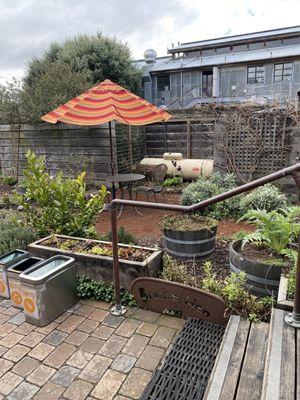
[20, 255, 75, 285]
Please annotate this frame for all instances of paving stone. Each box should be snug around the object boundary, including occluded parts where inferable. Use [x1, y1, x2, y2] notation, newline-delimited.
[0, 345, 7, 357]
[91, 369, 126, 400]
[20, 331, 45, 347]
[3, 344, 30, 362]
[34, 381, 65, 400]
[157, 314, 186, 330]
[115, 318, 141, 338]
[149, 326, 176, 348]
[89, 309, 109, 322]
[54, 311, 70, 323]
[7, 381, 39, 400]
[67, 302, 81, 313]
[44, 330, 68, 346]
[14, 322, 35, 335]
[0, 299, 11, 307]
[0, 314, 10, 324]
[3, 307, 19, 317]
[65, 330, 89, 346]
[74, 304, 95, 318]
[114, 396, 132, 400]
[12, 356, 39, 377]
[83, 299, 111, 310]
[136, 345, 165, 371]
[122, 334, 149, 358]
[27, 364, 56, 386]
[7, 313, 26, 326]
[0, 323, 16, 338]
[80, 336, 104, 354]
[0, 372, 23, 396]
[58, 315, 85, 333]
[51, 365, 80, 387]
[67, 350, 93, 369]
[136, 322, 159, 337]
[131, 308, 160, 323]
[79, 354, 112, 383]
[111, 354, 136, 373]
[28, 342, 55, 361]
[44, 343, 76, 368]
[35, 322, 59, 335]
[63, 379, 93, 400]
[119, 367, 152, 399]
[92, 324, 114, 340]
[0, 332, 23, 348]
[78, 318, 99, 333]
[99, 334, 127, 358]
[102, 314, 124, 328]
[0, 359, 13, 378]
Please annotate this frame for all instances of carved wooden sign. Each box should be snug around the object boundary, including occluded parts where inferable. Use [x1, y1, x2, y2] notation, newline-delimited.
[130, 277, 227, 326]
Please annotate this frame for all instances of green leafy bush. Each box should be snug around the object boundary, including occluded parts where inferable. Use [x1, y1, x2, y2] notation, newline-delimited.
[240, 207, 300, 255]
[180, 173, 240, 219]
[162, 177, 183, 187]
[102, 226, 137, 245]
[161, 255, 272, 321]
[17, 150, 107, 238]
[77, 275, 137, 307]
[240, 184, 287, 213]
[0, 173, 17, 186]
[0, 217, 36, 255]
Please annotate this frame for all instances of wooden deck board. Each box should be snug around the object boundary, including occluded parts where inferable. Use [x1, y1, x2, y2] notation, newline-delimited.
[235, 322, 269, 400]
[280, 312, 295, 400]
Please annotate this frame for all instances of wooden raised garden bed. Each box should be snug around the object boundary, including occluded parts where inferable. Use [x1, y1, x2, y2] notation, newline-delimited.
[276, 273, 293, 311]
[28, 235, 162, 289]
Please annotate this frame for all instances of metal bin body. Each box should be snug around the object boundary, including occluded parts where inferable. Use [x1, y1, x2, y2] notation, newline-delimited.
[7, 257, 43, 308]
[20, 255, 77, 326]
[0, 250, 28, 299]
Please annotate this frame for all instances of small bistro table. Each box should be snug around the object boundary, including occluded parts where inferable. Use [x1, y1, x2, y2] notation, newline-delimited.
[104, 173, 145, 217]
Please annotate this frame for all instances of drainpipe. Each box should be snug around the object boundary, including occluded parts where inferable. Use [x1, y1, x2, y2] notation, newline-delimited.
[212, 67, 220, 98]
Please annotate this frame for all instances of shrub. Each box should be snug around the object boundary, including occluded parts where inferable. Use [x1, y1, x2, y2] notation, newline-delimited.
[239, 207, 300, 255]
[0, 173, 17, 186]
[240, 184, 287, 213]
[161, 255, 273, 321]
[180, 173, 240, 219]
[77, 275, 136, 306]
[0, 217, 36, 255]
[162, 177, 183, 187]
[17, 150, 107, 238]
[102, 226, 137, 245]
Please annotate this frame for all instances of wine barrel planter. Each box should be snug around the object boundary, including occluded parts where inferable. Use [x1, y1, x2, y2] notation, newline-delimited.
[229, 239, 285, 297]
[163, 215, 218, 261]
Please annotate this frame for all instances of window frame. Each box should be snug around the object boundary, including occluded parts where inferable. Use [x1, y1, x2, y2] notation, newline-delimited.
[273, 62, 293, 82]
[156, 74, 170, 92]
[247, 65, 265, 84]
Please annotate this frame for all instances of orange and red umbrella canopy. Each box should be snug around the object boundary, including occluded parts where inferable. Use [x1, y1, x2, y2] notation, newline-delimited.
[41, 79, 171, 126]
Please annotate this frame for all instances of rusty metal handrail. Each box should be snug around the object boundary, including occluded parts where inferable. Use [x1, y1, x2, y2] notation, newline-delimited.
[110, 164, 300, 326]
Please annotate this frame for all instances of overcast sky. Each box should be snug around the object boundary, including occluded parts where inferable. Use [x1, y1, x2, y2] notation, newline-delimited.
[1, 0, 300, 83]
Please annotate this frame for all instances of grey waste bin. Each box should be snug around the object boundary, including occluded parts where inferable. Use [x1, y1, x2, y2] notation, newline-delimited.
[0, 250, 28, 299]
[7, 257, 43, 309]
[20, 255, 77, 326]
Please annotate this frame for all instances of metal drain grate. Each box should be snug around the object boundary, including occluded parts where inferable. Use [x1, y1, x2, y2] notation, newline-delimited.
[141, 317, 225, 400]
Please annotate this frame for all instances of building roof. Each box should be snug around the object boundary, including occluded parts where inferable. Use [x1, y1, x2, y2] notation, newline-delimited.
[169, 25, 300, 53]
[146, 44, 300, 73]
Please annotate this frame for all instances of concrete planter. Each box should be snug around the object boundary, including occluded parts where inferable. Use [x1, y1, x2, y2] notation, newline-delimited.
[28, 235, 162, 290]
[229, 239, 285, 298]
[276, 273, 293, 311]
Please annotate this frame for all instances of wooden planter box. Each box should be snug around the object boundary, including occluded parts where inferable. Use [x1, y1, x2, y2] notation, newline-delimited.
[28, 235, 162, 290]
[276, 273, 293, 311]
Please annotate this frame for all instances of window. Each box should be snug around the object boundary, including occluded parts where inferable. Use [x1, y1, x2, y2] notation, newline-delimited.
[247, 66, 265, 84]
[274, 63, 293, 82]
[157, 75, 170, 91]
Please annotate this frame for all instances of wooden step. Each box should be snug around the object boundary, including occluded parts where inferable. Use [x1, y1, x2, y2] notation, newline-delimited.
[203, 315, 269, 400]
[261, 308, 297, 400]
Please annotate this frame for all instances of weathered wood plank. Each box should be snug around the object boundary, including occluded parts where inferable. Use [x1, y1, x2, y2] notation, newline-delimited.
[204, 316, 250, 400]
[280, 311, 295, 400]
[236, 322, 269, 400]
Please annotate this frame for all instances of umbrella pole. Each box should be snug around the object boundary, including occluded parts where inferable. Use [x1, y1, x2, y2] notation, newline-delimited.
[109, 121, 116, 199]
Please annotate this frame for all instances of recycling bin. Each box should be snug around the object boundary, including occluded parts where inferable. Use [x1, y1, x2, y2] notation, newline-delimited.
[0, 250, 28, 299]
[20, 255, 77, 326]
[7, 257, 43, 309]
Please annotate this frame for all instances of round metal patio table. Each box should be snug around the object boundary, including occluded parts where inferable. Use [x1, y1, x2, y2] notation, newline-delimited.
[104, 173, 145, 218]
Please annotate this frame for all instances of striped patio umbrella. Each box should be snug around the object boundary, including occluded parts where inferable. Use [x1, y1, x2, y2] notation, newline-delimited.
[41, 79, 172, 175]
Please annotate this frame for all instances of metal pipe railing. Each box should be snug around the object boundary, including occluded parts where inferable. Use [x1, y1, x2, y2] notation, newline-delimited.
[110, 164, 300, 326]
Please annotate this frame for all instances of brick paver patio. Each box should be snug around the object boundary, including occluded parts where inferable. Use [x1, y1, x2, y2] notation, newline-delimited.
[0, 298, 185, 399]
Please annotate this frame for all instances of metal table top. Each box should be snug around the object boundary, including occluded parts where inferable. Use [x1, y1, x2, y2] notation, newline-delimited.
[105, 173, 145, 183]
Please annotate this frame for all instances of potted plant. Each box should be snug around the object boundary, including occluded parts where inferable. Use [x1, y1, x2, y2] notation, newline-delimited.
[229, 207, 300, 297]
[163, 213, 218, 260]
[28, 234, 162, 289]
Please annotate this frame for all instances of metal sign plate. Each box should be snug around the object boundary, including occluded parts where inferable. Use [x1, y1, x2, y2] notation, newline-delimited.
[130, 277, 227, 326]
